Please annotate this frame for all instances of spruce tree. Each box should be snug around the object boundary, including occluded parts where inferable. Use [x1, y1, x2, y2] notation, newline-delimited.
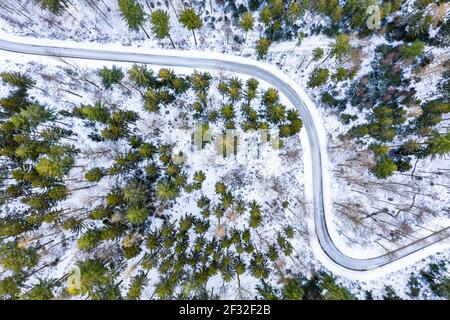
[400, 40, 425, 60]
[150, 9, 176, 48]
[118, 0, 149, 38]
[426, 132, 450, 158]
[179, 8, 203, 45]
[36, 0, 65, 14]
[256, 38, 271, 60]
[240, 12, 255, 33]
[98, 66, 124, 89]
[372, 156, 397, 179]
[307, 68, 329, 88]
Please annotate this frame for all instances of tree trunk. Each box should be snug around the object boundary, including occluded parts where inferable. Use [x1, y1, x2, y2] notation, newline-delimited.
[168, 35, 176, 49]
[141, 25, 151, 39]
[192, 30, 198, 46]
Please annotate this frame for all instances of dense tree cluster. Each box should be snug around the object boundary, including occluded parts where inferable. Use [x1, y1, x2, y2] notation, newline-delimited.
[256, 271, 355, 300]
[0, 65, 304, 299]
[0, 71, 77, 298]
[343, 41, 450, 178]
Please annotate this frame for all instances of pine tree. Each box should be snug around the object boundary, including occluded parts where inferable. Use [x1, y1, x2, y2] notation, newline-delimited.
[10, 104, 55, 130]
[77, 229, 102, 251]
[85, 167, 107, 182]
[143, 89, 161, 113]
[304, 48, 324, 70]
[0, 71, 35, 90]
[0, 241, 39, 273]
[398, 140, 422, 156]
[156, 179, 179, 201]
[126, 206, 149, 225]
[263, 88, 280, 105]
[382, 285, 401, 300]
[250, 252, 269, 279]
[129, 64, 156, 88]
[372, 156, 397, 179]
[234, 257, 246, 287]
[36, 0, 65, 14]
[259, 6, 272, 26]
[425, 132, 450, 158]
[287, 1, 302, 23]
[150, 9, 176, 48]
[191, 71, 211, 92]
[36, 156, 72, 179]
[118, 0, 149, 38]
[256, 38, 271, 60]
[323, 34, 351, 63]
[227, 77, 242, 102]
[179, 8, 203, 45]
[307, 68, 329, 88]
[78, 102, 110, 123]
[215, 182, 227, 195]
[126, 271, 147, 300]
[267, 103, 286, 124]
[221, 104, 235, 121]
[21, 279, 56, 300]
[98, 66, 124, 89]
[282, 275, 306, 300]
[0, 276, 23, 299]
[154, 277, 175, 299]
[400, 40, 425, 60]
[123, 179, 149, 205]
[249, 200, 262, 228]
[318, 272, 355, 300]
[245, 78, 259, 101]
[240, 11, 255, 33]
[76, 259, 118, 299]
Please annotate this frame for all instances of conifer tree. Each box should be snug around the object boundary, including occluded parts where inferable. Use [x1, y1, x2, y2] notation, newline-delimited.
[400, 40, 425, 60]
[0, 71, 35, 90]
[129, 64, 156, 88]
[425, 132, 450, 158]
[150, 9, 176, 48]
[240, 11, 255, 34]
[118, 0, 149, 38]
[126, 206, 149, 225]
[156, 179, 179, 201]
[0, 242, 39, 273]
[127, 271, 147, 300]
[98, 66, 124, 89]
[36, 0, 65, 14]
[256, 37, 271, 60]
[318, 272, 355, 300]
[21, 279, 56, 300]
[372, 156, 397, 179]
[304, 48, 324, 69]
[77, 229, 102, 251]
[76, 259, 119, 299]
[179, 8, 203, 45]
[249, 200, 262, 228]
[307, 68, 329, 88]
[323, 34, 351, 63]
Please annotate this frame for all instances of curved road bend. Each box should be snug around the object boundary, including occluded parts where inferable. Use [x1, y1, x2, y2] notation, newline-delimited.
[0, 36, 449, 272]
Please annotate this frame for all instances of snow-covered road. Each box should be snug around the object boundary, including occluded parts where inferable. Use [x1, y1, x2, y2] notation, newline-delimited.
[0, 33, 449, 276]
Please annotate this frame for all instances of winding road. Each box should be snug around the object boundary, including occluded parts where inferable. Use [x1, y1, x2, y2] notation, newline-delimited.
[0, 33, 449, 273]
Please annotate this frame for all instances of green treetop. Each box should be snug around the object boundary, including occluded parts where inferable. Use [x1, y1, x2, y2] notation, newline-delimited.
[400, 40, 425, 60]
[307, 68, 329, 88]
[240, 12, 255, 33]
[118, 0, 147, 36]
[150, 9, 176, 48]
[372, 156, 397, 179]
[179, 8, 203, 45]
